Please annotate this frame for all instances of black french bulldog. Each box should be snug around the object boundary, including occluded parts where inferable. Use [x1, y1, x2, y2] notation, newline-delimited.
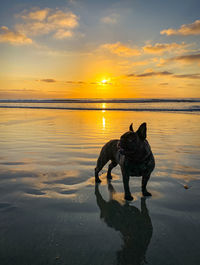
[95, 123, 155, 200]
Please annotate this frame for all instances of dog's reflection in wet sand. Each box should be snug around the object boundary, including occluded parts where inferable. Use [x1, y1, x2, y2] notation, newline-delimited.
[95, 183, 153, 265]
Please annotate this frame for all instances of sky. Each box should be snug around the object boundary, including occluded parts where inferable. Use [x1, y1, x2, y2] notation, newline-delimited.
[0, 0, 200, 99]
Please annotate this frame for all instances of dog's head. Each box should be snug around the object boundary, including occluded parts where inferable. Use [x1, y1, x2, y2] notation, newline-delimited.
[119, 123, 147, 152]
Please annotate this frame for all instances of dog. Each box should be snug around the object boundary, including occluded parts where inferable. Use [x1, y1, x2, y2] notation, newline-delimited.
[95, 122, 155, 201]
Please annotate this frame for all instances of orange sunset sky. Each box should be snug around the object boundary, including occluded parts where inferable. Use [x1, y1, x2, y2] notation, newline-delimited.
[0, 0, 200, 99]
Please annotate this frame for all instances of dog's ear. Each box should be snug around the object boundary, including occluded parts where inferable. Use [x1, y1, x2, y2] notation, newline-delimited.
[129, 123, 134, 132]
[137, 122, 147, 140]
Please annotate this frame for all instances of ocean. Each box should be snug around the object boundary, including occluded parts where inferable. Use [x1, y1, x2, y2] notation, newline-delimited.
[0, 98, 200, 112]
[0, 99, 200, 265]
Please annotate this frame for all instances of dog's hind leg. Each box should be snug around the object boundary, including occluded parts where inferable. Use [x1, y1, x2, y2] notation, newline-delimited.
[95, 155, 110, 183]
[107, 161, 118, 180]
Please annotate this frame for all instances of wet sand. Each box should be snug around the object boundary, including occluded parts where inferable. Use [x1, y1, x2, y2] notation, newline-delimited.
[0, 108, 200, 265]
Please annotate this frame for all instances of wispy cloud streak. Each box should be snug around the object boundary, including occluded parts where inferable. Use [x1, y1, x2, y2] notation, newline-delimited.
[126, 70, 200, 79]
[160, 53, 200, 65]
[126, 71, 173, 78]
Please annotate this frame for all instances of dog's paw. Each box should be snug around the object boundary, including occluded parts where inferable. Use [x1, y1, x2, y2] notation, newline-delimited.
[142, 190, 152, 196]
[124, 194, 134, 201]
[95, 178, 101, 183]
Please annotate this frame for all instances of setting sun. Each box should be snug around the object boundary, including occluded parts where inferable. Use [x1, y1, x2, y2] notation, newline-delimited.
[99, 78, 111, 85]
[101, 79, 108, 84]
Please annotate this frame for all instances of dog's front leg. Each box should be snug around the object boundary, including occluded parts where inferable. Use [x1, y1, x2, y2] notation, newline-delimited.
[122, 170, 133, 201]
[142, 175, 152, 196]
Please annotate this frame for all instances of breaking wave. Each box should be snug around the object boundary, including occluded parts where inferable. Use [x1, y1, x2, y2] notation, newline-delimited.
[0, 98, 200, 112]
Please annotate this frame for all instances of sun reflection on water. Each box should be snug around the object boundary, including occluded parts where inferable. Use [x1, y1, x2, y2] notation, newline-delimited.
[102, 103, 106, 111]
[102, 117, 106, 129]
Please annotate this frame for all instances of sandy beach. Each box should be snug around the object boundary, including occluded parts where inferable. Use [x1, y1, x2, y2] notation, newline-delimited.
[0, 107, 199, 265]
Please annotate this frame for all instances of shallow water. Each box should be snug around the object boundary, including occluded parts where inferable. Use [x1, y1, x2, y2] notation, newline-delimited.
[0, 108, 200, 265]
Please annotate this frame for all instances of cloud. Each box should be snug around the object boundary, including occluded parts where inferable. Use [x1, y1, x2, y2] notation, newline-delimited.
[65, 81, 86, 84]
[39, 79, 57, 83]
[37, 79, 113, 85]
[101, 42, 140, 57]
[19, 8, 50, 21]
[0, 8, 79, 45]
[47, 10, 78, 28]
[173, 73, 200, 79]
[0, 26, 32, 45]
[126, 71, 173, 78]
[161, 19, 200, 36]
[16, 8, 79, 38]
[38, 79, 87, 84]
[160, 83, 169, 86]
[161, 53, 200, 65]
[36, 78, 86, 84]
[171, 53, 200, 62]
[101, 13, 119, 24]
[53, 29, 73, 39]
[126, 70, 200, 80]
[143, 42, 188, 54]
